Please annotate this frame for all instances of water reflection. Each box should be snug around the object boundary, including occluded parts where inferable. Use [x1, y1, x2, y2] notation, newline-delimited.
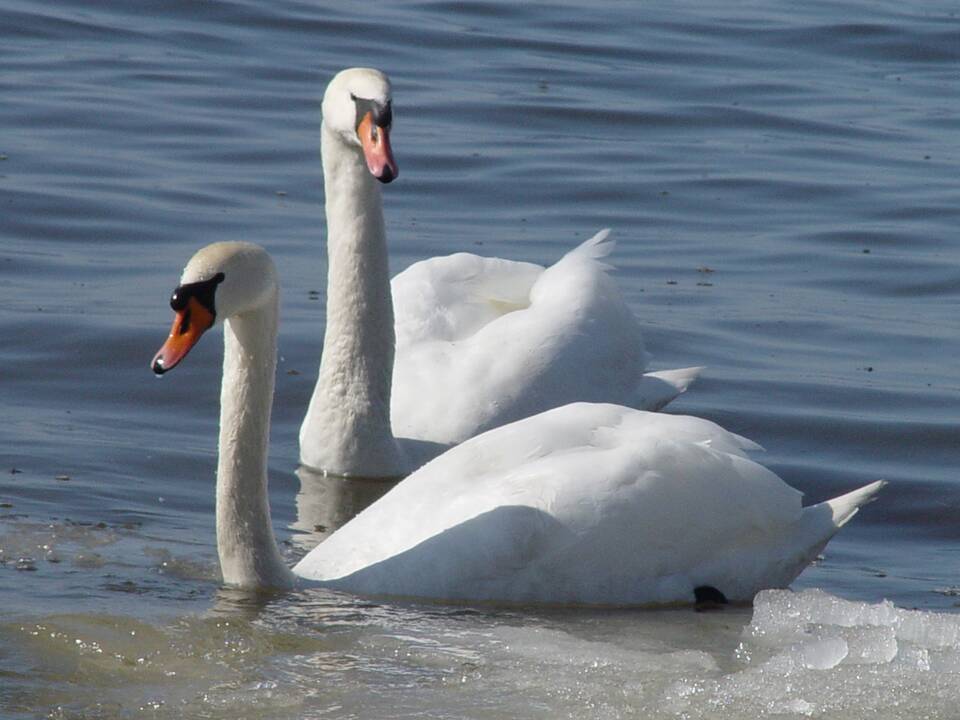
[289, 466, 398, 553]
[208, 585, 290, 619]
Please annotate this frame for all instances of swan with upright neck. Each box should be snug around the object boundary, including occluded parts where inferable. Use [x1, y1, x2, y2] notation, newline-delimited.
[151, 241, 884, 603]
[300, 67, 702, 478]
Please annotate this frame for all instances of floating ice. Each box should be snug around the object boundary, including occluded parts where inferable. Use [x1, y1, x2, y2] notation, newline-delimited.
[664, 589, 960, 718]
[4, 588, 960, 719]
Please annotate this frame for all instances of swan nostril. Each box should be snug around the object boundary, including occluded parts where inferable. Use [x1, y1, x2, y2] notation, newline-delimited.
[178, 309, 192, 335]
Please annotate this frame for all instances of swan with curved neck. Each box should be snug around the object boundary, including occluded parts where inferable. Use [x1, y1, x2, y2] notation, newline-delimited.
[151, 241, 884, 601]
[152, 242, 293, 588]
[300, 67, 702, 478]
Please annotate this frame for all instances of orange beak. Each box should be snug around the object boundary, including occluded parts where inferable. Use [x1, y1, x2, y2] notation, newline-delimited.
[358, 111, 398, 183]
[151, 296, 215, 375]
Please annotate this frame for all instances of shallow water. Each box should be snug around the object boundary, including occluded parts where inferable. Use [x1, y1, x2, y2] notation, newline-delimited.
[1, 0, 959, 717]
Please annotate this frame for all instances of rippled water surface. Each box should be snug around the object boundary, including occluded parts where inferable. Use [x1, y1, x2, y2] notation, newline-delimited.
[2, 1, 958, 717]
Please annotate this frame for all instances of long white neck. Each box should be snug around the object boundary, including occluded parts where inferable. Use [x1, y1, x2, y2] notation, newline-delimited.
[217, 292, 295, 589]
[299, 123, 407, 478]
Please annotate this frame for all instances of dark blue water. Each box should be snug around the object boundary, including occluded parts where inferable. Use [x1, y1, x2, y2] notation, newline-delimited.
[1, 1, 958, 717]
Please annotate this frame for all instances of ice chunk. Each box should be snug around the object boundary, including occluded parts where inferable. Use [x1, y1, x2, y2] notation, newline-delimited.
[705, 589, 960, 718]
[794, 636, 848, 670]
[839, 624, 898, 664]
[747, 588, 901, 644]
[749, 588, 960, 658]
[897, 609, 960, 649]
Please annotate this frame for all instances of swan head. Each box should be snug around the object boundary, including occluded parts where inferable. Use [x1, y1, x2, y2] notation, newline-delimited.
[151, 242, 277, 375]
[322, 67, 398, 183]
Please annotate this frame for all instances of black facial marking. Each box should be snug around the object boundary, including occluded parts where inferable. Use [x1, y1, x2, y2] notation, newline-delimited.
[169, 272, 225, 319]
[350, 94, 392, 131]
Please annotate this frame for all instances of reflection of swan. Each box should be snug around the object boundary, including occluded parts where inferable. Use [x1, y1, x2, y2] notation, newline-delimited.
[151, 241, 884, 605]
[298, 67, 701, 478]
[290, 466, 396, 552]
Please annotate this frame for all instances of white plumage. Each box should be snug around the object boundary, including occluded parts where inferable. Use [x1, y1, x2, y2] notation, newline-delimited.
[299, 68, 700, 477]
[155, 241, 884, 605]
[297, 402, 884, 605]
[390, 230, 701, 450]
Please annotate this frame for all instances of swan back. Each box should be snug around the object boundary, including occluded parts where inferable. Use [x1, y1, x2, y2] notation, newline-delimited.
[390, 232, 651, 445]
[294, 403, 819, 604]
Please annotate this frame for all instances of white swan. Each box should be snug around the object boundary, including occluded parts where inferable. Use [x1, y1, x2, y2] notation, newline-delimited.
[299, 67, 702, 478]
[151, 241, 885, 605]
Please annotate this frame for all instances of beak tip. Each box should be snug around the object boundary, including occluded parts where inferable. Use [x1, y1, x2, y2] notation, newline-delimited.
[377, 166, 397, 184]
[151, 355, 167, 375]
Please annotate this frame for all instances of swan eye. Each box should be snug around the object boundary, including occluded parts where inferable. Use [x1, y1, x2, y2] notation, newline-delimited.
[170, 289, 187, 312]
[169, 272, 225, 314]
[351, 94, 392, 132]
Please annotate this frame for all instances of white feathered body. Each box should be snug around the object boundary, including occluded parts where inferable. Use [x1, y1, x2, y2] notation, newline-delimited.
[299, 65, 699, 477]
[295, 402, 883, 605]
[390, 231, 689, 448]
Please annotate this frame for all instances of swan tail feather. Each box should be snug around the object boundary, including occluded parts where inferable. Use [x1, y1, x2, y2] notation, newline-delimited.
[634, 366, 704, 411]
[563, 229, 616, 270]
[791, 480, 887, 563]
[705, 480, 886, 601]
[821, 479, 888, 529]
